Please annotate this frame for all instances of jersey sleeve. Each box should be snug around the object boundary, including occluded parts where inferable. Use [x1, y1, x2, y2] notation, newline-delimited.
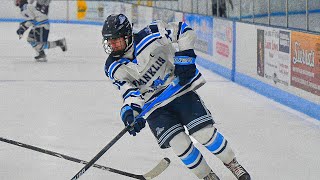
[104, 56, 144, 112]
[165, 21, 196, 51]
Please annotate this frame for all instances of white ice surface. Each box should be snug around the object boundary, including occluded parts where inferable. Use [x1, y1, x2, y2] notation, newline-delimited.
[0, 23, 319, 180]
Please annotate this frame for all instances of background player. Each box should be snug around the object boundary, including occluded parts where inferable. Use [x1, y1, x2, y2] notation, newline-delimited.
[28, 0, 51, 15]
[102, 14, 251, 180]
[15, 0, 66, 62]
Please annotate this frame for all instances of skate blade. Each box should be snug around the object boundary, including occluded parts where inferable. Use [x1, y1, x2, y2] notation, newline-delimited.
[35, 58, 47, 62]
[61, 38, 67, 52]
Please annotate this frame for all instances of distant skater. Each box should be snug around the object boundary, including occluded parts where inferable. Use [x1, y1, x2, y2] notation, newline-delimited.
[15, 0, 66, 62]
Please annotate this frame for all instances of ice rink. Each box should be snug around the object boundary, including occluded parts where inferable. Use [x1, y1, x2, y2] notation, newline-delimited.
[0, 23, 320, 180]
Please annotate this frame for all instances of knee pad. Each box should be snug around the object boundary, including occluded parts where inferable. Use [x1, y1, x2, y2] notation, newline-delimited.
[169, 132, 211, 179]
[192, 125, 235, 164]
[169, 132, 192, 155]
[191, 124, 216, 144]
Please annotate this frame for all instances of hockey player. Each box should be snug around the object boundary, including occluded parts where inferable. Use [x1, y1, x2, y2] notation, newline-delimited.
[28, 0, 51, 15]
[102, 14, 251, 180]
[15, 0, 66, 62]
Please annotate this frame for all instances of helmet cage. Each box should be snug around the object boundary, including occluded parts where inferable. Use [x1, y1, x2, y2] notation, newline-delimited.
[102, 34, 132, 57]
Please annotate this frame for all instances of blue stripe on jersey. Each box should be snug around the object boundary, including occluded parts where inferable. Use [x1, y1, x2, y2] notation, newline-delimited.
[136, 37, 160, 56]
[113, 80, 126, 90]
[136, 32, 161, 54]
[177, 22, 192, 40]
[107, 58, 130, 80]
[181, 146, 200, 166]
[206, 132, 224, 152]
[34, 20, 49, 26]
[141, 70, 201, 117]
[123, 89, 141, 100]
[180, 22, 188, 34]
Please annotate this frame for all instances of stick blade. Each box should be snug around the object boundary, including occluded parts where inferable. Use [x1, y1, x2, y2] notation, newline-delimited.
[142, 158, 171, 180]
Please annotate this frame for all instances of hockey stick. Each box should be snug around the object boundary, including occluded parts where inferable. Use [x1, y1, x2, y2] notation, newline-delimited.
[0, 137, 170, 180]
[70, 79, 180, 180]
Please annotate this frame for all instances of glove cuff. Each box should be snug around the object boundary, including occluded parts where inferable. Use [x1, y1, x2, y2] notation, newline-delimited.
[120, 103, 142, 120]
[174, 49, 196, 65]
[120, 105, 132, 120]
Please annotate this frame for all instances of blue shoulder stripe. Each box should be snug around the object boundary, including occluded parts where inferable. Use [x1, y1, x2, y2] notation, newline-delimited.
[136, 32, 161, 54]
[107, 58, 130, 80]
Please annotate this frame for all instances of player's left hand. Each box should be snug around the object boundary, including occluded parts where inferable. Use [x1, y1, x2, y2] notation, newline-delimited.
[174, 64, 196, 86]
[174, 49, 197, 86]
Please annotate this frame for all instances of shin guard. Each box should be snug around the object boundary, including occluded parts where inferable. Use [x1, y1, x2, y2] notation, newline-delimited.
[169, 132, 211, 179]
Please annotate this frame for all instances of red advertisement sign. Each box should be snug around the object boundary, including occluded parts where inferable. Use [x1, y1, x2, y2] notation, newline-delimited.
[291, 31, 320, 96]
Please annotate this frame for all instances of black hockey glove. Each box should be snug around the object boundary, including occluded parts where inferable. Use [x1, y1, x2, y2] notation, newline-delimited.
[16, 22, 28, 38]
[120, 104, 146, 136]
[174, 49, 197, 86]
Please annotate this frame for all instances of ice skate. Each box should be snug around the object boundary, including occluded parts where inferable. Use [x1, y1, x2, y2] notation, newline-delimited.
[34, 51, 47, 62]
[203, 171, 220, 180]
[57, 38, 67, 52]
[225, 158, 251, 180]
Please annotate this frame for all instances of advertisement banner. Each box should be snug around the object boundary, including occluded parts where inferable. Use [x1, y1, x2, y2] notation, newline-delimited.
[213, 18, 233, 62]
[257, 27, 291, 86]
[184, 14, 213, 55]
[291, 32, 320, 96]
[257, 29, 265, 77]
[77, 0, 87, 20]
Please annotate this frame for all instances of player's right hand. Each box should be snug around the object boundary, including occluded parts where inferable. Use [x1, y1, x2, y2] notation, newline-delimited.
[120, 105, 146, 136]
[16, 27, 25, 38]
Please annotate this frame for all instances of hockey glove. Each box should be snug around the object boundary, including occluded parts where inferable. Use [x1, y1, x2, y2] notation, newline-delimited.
[16, 22, 28, 39]
[120, 104, 146, 136]
[174, 49, 197, 86]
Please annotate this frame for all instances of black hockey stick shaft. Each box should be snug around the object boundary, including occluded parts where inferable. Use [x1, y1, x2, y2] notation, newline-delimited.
[0, 136, 145, 179]
[71, 79, 179, 179]
[70, 127, 129, 180]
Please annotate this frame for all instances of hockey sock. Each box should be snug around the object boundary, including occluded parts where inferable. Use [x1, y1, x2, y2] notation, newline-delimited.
[169, 132, 212, 179]
[192, 125, 235, 164]
[47, 40, 59, 48]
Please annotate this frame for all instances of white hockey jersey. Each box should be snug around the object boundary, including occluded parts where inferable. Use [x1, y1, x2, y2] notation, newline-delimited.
[105, 21, 206, 117]
[28, 0, 50, 14]
[29, 0, 51, 6]
[19, 3, 49, 29]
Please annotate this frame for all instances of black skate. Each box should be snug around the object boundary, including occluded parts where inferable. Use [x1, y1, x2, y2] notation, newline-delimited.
[225, 158, 251, 180]
[203, 171, 220, 180]
[57, 38, 67, 52]
[34, 51, 47, 62]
